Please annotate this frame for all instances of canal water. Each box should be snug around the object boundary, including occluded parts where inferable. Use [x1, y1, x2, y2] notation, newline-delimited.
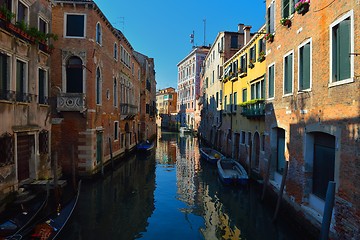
[61, 131, 314, 240]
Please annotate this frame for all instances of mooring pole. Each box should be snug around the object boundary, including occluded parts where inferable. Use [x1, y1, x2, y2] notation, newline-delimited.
[261, 154, 272, 201]
[320, 181, 336, 240]
[109, 137, 114, 170]
[272, 159, 289, 222]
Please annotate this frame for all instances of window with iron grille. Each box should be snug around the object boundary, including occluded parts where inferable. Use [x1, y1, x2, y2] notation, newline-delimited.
[39, 130, 48, 154]
[0, 132, 14, 166]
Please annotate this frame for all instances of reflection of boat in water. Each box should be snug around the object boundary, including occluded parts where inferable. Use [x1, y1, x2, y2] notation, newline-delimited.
[217, 158, 248, 185]
[179, 127, 191, 134]
[199, 147, 225, 164]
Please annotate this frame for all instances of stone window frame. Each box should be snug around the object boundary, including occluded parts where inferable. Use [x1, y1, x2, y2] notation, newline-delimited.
[283, 50, 294, 96]
[38, 67, 48, 105]
[64, 13, 86, 38]
[96, 22, 102, 46]
[95, 66, 102, 105]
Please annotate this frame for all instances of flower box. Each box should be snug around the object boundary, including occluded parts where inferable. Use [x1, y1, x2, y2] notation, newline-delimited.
[280, 18, 292, 28]
[265, 33, 274, 43]
[295, 0, 310, 15]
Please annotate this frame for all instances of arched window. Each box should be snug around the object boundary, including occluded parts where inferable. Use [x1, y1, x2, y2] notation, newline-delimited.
[114, 42, 118, 59]
[66, 56, 83, 93]
[113, 78, 117, 107]
[96, 22, 102, 45]
[96, 67, 102, 104]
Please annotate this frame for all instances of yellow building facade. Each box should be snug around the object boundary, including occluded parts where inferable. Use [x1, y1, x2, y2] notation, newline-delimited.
[221, 25, 267, 173]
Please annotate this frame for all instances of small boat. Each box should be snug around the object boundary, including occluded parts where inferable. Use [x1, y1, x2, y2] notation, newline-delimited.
[199, 147, 225, 164]
[29, 180, 82, 240]
[0, 187, 49, 239]
[137, 140, 155, 152]
[217, 158, 249, 185]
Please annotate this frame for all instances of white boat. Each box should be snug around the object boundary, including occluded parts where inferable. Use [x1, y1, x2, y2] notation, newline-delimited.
[217, 158, 249, 185]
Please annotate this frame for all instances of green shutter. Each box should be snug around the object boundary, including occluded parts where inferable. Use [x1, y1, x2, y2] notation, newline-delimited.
[300, 43, 311, 90]
[285, 54, 293, 94]
[283, 0, 290, 18]
[269, 65, 274, 98]
[338, 19, 351, 81]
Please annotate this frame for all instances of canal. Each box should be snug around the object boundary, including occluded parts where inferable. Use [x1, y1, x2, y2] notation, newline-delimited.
[61, 131, 315, 240]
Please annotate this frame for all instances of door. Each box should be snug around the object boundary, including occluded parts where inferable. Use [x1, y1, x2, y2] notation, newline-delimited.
[96, 132, 103, 164]
[17, 134, 34, 181]
[253, 132, 260, 169]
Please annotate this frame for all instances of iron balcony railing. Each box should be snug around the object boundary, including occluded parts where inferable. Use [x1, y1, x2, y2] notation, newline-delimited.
[240, 100, 265, 118]
[57, 93, 85, 112]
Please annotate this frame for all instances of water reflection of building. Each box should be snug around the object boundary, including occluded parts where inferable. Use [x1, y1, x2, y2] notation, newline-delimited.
[156, 131, 177, 164]
[176, 135, 200, 206]
[66, 154, 156, 239]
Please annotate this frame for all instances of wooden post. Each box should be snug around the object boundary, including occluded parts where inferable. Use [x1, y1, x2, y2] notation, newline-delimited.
[72, 145, 76, 190]
[320, 181, 336, 240]
[261, 154, 272, 201]
[272, 159, 289, 222]
[109, 137, 114, 170]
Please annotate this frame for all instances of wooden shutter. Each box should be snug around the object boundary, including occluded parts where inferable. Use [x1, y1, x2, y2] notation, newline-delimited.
[300, 43, 311, 90]
[338, 18, 351, 81]
[269, 65, 274, 98]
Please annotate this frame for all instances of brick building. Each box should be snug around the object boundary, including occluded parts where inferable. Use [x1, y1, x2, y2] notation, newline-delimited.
[134, 51, 157, 141]
[51, 0, 147, 176]
[0, 0, 53, 198]
[264, 0, 359, 238]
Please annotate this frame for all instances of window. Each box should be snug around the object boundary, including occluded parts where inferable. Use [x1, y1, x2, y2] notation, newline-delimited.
[240, 54, 247, 73]
[114, 121, 119, 141]
[251, 80, 265, 100]
[229, 93, 232, 112]
[282, 0, 296, 19]
[113, 78, 117, 107]
[39, 130, 49, 154]
[267, 1, 275, 34]
[66, 56, 83, 93]
[216, 92, 219, 108]
[0, 0, 11, 12]
[0, 52, 10, 100]
[39, 17, 47, 36]
[283, 52, 293, 95]
[224, 95, 227, 111]
[247, 132, 252, 146]
[268, 64, 275, 98]
[250, 45, 256, 62]
[16, 59, 27, 102]
[299, 40, 311, 91]
[66, 14, 85, 38]
[330, 11, 352, 83]
[233, 92, 237, 111]
[96, 67, 102, 105]
[258, 38, 266, 55]
[38, 69, 47, 104]
[242, 88, 247, 102]
[0, 132, 14, 166]
[231, 35, 238, 48]
[114, 42, 118, 60]
[96, 22, 102, 45]
[17, 1, 28, 24]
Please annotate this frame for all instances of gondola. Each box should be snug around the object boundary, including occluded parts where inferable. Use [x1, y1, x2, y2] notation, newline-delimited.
[0, 187, 49, 239]
[137, 140, 155, 152]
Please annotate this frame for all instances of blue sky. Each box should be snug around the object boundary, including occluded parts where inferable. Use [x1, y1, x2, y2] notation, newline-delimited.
[95, 0, 266, 90]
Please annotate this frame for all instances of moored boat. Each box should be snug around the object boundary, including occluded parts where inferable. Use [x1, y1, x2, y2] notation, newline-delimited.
[199, 147, 225, 164]
[137, 140, 155, 152]
[28, 180, 82, 240]
[0, 187, 49, 239]
[217, 158, 249, 185]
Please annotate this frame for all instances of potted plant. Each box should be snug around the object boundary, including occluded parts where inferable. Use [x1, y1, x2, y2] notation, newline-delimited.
[280, 18, 292, 28]
[0, 4, 15, 21]
[295, 0, 310, 15]
[258, 51, 266, 62]
[265, 33, 274, 43]
[248, 59, 255, 69]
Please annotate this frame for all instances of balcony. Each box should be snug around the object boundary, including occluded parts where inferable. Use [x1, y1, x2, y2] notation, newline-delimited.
[240, 100, 265, 119]
[57, 93, 85, 112]
[120, 103, 138, 119]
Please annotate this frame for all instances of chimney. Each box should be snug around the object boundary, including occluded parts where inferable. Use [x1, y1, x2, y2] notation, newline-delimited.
[238, 23, 244, 34]
[243, 25, 252, 45]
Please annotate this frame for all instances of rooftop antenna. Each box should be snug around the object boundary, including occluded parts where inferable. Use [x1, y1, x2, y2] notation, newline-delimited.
[203, 19, 206, 46]
[190, 30, 195, 49]
[114, 17, 125, 32]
